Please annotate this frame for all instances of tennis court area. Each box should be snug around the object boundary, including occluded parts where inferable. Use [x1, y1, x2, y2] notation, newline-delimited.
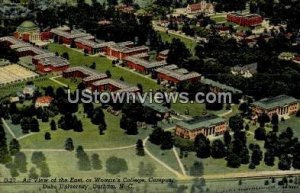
[0, 64, 39, 86]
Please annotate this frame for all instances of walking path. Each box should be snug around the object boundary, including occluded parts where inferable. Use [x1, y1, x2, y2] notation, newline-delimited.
[21, 144, 135, 152]
[49, 75, 68, 87]
[1, 118, 16, 138]
[172, 147, 187, 176]
[143, 137, 183, 178]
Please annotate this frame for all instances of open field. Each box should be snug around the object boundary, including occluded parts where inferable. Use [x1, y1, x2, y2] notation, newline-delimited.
[13, 104, 152, 149]
[48, 43, 160, 91]
[158, 31, 197, 54]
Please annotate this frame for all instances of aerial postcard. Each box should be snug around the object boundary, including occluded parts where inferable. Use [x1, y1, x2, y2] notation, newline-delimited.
[0, 0, 300, 193]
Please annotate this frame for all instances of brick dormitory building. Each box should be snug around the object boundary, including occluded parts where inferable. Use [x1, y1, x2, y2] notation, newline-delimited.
[155, 64, 201, 85]
[63, 66, 139, 93]
[0, 36, 69, 73]
[175, 114, 228, 140]
[227, 12, 263, 26]
[124, 54, 167, 74]
[250, 95, 299, 119]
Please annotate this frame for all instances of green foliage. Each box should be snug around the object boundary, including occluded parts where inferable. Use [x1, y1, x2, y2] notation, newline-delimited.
[106, 156, 128, 175]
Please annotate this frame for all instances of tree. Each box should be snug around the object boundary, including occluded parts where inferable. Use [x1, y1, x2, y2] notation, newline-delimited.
[98, 123, 106, 135]
[61, 52, 69, 60]
[251, 148, 263, 166]
[44, 132, 51, 140]
[14, 152, 27, 173]
[166, 38, 191, 65]
[194, 134, 210, 158]
[31, 152, 46, 167]
[255, 127, 266, 140]
[278, 155, 291, 170]
[0, 124, 11, 164]
[91, 154, 102, 170]
[223, 130, 231, 146]
[76, 146, 91, 171]
[229, 115, 244, 132]
[39, 162, 51, 177]
[271, 113, 279, 126]
[160, 131, 174, 150]
[136, 139, 145, 156]
[91, 107, 106, 126]
[64, 138, 74, 151]
[106, 156, 128, 174]
[227, 153, 241, 168]
[9, 139, 20, 156]
[240, 147, 250, 164]
[257, 113, 270, 127]
[190, 161, 204, 176]
[105, 70, 111, 78]
[264, 151, 275, 166]
[149, 127, 164, 145]
[292, 155, 300, 169]
[211, 139, 226, 159]
[50, 120, 57, 131]
[28, 167, 38, 179]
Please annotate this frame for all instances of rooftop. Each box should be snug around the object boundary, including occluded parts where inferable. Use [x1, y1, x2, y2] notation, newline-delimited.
[200, 78, 243, 94]
[156, 65, 201, 81]
[252, 95, 299, 110]
[177, 114, 226, 131]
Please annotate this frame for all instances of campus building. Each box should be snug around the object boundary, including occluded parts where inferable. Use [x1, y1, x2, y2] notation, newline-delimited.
[35, 96, 53, 108]
[0, 36, 70, 73]
[106, 41, 149, 60]
[155, 65, 201, 85]
[13, 20, 51, 42]
[175, 114, 228, 140]
[91, 79, 139, 93]
[227, 13, 263, 26]
[33, 53, 70, 73]
[124, 54, 167, 74]
[63, 66, 107, 87]
[74, 38, 115, 55]
[251, 95, 299, 119]
[50, 28, 93, 45]
[186, 1, 214, 14]
[200, 78, 243, 94]
[157, 49, 169, 61]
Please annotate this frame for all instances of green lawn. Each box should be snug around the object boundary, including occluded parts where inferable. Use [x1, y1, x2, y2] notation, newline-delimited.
[171, 102, 206, 116]
[158, 31, 197, 54]
[210, 16, 227, 23]
[48, 43, 160, 91]
[18, 104, 153, 149]
[278, 116, 300, 137]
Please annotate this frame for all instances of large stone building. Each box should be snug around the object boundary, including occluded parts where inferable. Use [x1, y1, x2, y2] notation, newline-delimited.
[13, 20, 51, 42]
[175, 114, 228, 140]
[251, 95, 299, 119]
[186, 1, 214, 14]
[227, 13, 263, 26]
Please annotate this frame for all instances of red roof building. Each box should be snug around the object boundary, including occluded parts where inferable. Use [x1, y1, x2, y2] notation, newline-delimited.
[35, 96, 53, 108]
[106, 41, 149, 60]
[91, 78, 139, 93]
[124, 54, 167, 74]
[156, 65, 201, 85]
[63, 66, 107, 87]
[227, 13, 263, 26]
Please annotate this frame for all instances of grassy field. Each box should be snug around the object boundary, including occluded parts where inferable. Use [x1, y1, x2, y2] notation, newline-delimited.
[48, 43, 160, 91]
[158, 31, 197, 54]
[210, 16, 227, 23]
[17, 104, 152, 149]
